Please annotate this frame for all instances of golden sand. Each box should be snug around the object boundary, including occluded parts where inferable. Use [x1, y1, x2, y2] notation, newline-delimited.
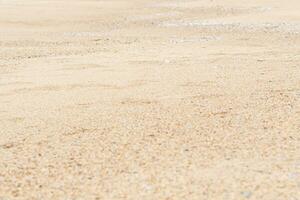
[0, 0, 300, 199]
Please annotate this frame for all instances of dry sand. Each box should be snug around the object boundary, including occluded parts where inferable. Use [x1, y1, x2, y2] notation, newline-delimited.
[0, 0, 300, 199]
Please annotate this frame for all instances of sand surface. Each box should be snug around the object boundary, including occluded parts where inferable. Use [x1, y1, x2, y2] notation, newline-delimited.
[0, 0, 300, 199]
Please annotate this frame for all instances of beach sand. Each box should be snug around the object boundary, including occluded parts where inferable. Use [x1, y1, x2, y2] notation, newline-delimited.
[0, 0, 300, 199]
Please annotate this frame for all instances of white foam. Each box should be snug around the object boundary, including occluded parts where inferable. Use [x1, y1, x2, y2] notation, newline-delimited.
[160, 20, 300, 33]
[169, 36, 220, 44]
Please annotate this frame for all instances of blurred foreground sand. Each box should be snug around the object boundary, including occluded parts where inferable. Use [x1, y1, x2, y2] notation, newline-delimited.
[0, 0, 300, 199]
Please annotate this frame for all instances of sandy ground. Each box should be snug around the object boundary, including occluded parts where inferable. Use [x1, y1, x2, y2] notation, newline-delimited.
[0, 0, 300, 199]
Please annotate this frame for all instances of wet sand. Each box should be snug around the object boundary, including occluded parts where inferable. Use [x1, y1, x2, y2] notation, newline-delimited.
[0, 0, 300, 199]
